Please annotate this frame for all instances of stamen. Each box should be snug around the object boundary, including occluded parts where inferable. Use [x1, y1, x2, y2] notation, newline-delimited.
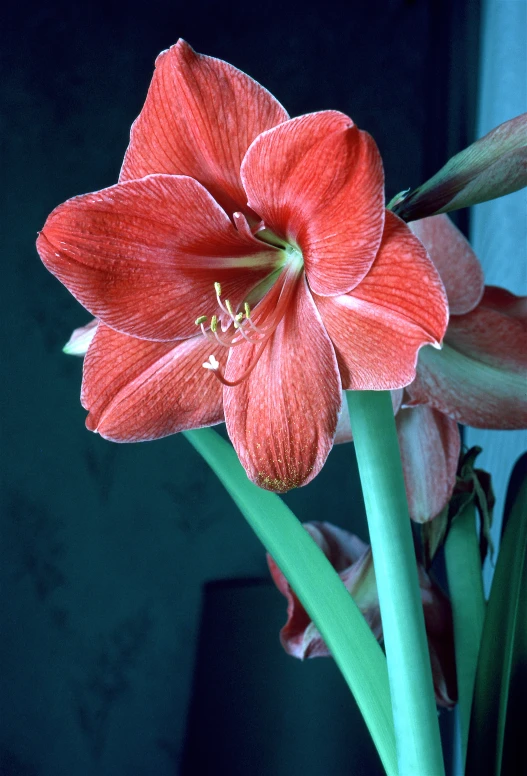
[233, 321, 264, 344]
[213, 326, 237, 347]
[200, 258, 302, 385]
[206, 315, 238, 347]
[242, 301, 264, 333]
[214, 282, 231, 317]
[200, 322, 216, 343]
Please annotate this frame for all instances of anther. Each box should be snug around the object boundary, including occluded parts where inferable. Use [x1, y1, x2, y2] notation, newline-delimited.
[225, 299, 234, 317]
[214, 282, 222, 297]
[210, 315, 218, 332]
[244, 302, 251, 318]
[195, 315, 207, 326]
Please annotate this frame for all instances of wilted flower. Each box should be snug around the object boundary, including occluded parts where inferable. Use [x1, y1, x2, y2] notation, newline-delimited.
[337, 214, 527, 522]
[268, 521, 457, 708]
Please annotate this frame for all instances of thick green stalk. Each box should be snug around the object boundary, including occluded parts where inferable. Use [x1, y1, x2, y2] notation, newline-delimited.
[444, 501, 485, 766]
[184, 427, 397, 775]
[346, 390, 445, 776]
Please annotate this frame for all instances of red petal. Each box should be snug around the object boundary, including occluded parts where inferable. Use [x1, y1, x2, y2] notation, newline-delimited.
[267, 554, 325, 659]
[37, 175, 279, 341]
[396, 406, 460, 523]
[305, 522, 369, 572]
[223, 276, 342, 492]
[406, 286, 527, 428]
[120, 40, 288, 218]
[410, 215, 484, 314]
[315, 211, 448, 389]
[241, 111, 385, 295]
[81, 323, 224, 441]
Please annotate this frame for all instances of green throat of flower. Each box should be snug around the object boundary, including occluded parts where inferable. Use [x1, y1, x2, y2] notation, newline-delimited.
[196, 238, 304, 387]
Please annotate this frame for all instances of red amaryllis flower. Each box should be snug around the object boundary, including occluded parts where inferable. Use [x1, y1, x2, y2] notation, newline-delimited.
[268, 521, 457, 708]
[37, 40, 447, 492]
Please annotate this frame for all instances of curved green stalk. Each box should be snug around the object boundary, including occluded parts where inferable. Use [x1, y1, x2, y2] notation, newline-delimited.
[346, 390, 445, 776]
[184, 427, 397, 775]
[444, 501, 485, 767]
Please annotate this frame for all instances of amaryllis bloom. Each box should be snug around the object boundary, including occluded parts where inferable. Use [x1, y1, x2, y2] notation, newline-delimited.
[37, 40, 448, 492]
[267, 521, 457, 708]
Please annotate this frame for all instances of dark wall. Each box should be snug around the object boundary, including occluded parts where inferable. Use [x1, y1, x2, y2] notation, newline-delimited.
[1, 2, 478, 774]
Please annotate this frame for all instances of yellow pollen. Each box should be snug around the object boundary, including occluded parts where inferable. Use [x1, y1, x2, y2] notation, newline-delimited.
[244, 302, 251, 318]
[214, 282, 222, 296]
[233, 312, 244, 329]
[210, 315, 218, 332]
[225, 299, 234, 316]
[195, 315, 207, 326]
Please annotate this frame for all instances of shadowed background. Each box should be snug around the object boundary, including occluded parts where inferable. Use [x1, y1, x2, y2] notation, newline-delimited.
[1, 1, 479, 774]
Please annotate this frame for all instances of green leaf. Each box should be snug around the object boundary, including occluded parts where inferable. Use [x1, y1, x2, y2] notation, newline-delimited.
[466, 453, 527, 775]
[183, 427, 398, 775]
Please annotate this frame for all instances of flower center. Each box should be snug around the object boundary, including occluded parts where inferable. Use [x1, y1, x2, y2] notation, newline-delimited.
[196, 244, 303, 387]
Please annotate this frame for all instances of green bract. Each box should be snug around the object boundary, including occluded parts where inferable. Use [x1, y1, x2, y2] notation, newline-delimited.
[391, 113, 527, 221]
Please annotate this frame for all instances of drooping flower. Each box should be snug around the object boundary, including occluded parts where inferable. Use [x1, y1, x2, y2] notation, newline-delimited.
[337, 214, 526, 521]
[37, 40, 448, 492]
[267, 521, 457, 708]
[405, 285, 527, 429]
[406, 215, 527, 429]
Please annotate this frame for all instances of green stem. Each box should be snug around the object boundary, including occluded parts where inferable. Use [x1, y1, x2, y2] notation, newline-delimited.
[444, 501, 485, 766]
[184, 427, 397, 775]
[346, 390, 445, 776]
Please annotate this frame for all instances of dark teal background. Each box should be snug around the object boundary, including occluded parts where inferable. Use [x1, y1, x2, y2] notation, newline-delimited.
[1, 2, 478, 773]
